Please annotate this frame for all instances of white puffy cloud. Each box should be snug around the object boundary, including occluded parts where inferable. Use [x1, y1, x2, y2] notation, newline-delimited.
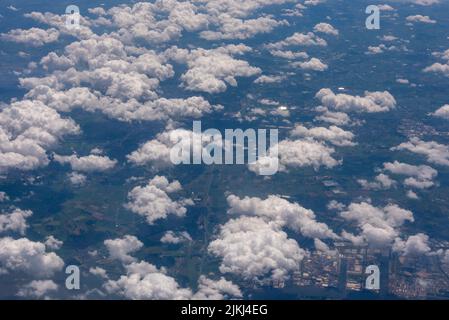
[304, 0, 327, 5]
[53, 153, 117, 172]
[393, 233, 431, 257]
[291, 58, 328, 71]
[0, 237, 64, 277]
[249, 137, 340, 175]
[314, 108, 351, 126]
[125, 176, 193, 225]
[106, 2, 204, 44]
[327, 200, 346, 211]
[406, 15, 436, 24]
[406, 190, 419, 199]
[127, 127, 222, 169]
[340, 202, 414, 248]
[200, 0, 296, 17]
[315, 88, 396, 113]
[314, 238, 337, 256]
[254, 75, 286, 84]
[1, 27, 59, 46]
[313, 23, 338, 36]
[276, 138, 340, 171]
[192, 275, 242, 300]
[0, 209, 32, 235]
[44, 236, 63, 250]
[127, 136, 176, 169]
[160, 231, 192, 244]
[89, 267, 108, 279]
[105, 259, 241, 300]
[269, 49, 308, 60]
[104, 235, 143, 263]
[392, 138, 449, 167]
[0, 100, 80, 173]
[357, 174, 396, 190]
[266, 32, 327, 50]
[383, 161, 438, 189]
[104, 260, 192, 299]
[27, 86, 215, 122]
[410, 0, 440, 5]
[431, 104, 449, 119]
[378, 4, 395, 11]
[208, 216, 305, 281]
[424, 62, 449, 76]
[21, 35, 215, 122]
[226, 194, 337, 239]
[200, 15, 288, 40]
[67, 172, 87, 186]
[289, 125, 355, 146]
[164, 45, 261, 93]
[365, 43, 404, 55]
[424, 49, 449, 76]
[17, 280, 58, 298]
[24, 11, 94, 40]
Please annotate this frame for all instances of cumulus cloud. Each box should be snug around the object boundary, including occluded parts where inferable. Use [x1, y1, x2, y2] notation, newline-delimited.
[392, 138, 449, 167]
[21, 35, 215, 122]
[0, 209, 32, 235]
[340, 202, 414, 248]
[104, 235, 143, 263]
[327, 200, 346, 211]
[406, 190, 419, 199]
[424, 49, 449, 77]
[0, 100, 80, 173]
[431, 104, 449, 119]
[160, 231, 192, 244]
[254, 75, 286, 84]
[276, 138, 340, 171]
[365, 43, 406, 55]
[192, 275, 242, 300]
[53, 153, 117, 172]
[17, 280, 58, 298]
[104, 260, 192, 299]
[90, 267, 108, 279]
[393, 233, 431, 257]
[127, 127, 222, 169]
[200, 15, 288, 40]
[0, 237, 64, 277]
[164, 44, 261, 93]
[125, 176, 193, 225]
[314, 108, 351, 126]
[291, 58, 328, 71]
[67, 172, 87, 186]
[24, 11, 94, 40]
[226, 194, 337, 239]
[266, 32, 327, 50]
[377, 4, 395, 11]
[269, 49, 309, 60]
[304, 0, 327, 5]
[289, 124, 355, 146]
[43, 236, 63, 251]
[315, 88, 396, 113]
[105, 259, 241, 300]
[208, 216, 305, 281]
[410, 0, 440, 5]
[1, 27, 59, 46]
[406, 15, 436, 24]
[313, 23, 338, 36]
[383, 161, 438, 189]
[358, 174, 396, 190]
[249, 137, 340, 175]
